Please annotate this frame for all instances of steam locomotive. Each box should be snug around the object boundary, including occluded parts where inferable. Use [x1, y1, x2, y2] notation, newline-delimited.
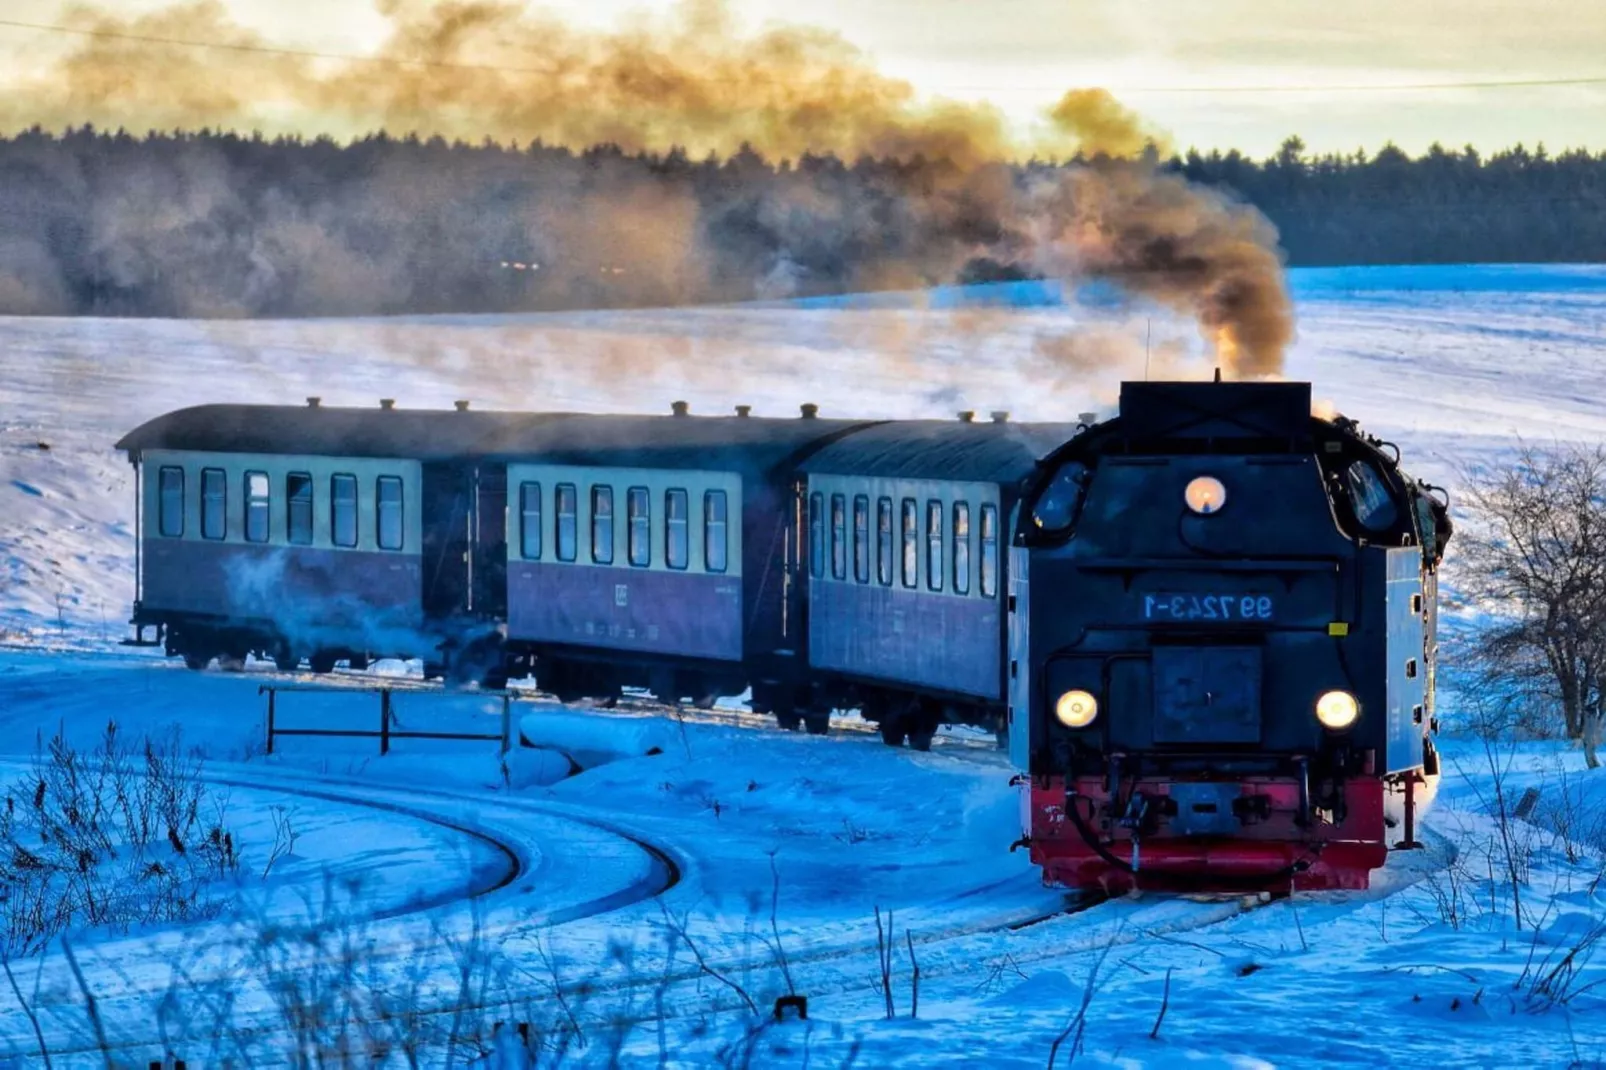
[117, 378, 1448, 891]
[1011, 380, 1450, 891]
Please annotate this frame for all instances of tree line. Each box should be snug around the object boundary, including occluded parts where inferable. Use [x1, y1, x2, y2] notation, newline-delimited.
[0, 126, 1602, 318]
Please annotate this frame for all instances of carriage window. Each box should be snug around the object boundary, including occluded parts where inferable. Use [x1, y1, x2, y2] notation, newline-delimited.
[519, 481, 541, 559]
[830, 494, 847, 580]
[331, 473, 358, 548]
[158, 466, 184, 537]
[876, 497, 894, 586]
[1346, 460, 1399, 532]
[628, 487, 650, 567]
[853, 495, 870, 583]
[201, 468, 225, 541]
[377, 476, 404, 551]
[980, 504, 999, 598]
[666, 488, 689, 570]
[808, 492, 824, 579]
[591, 485, 614, 564]
[901, 498, 918, 588]
[705, 490, 729, 574]
[926, 500, 944, 592]
[556, 483, 577, 562]
[286, 472, 313, 545]
[953, 501, 971, 595]
[245, 471, 269, 543]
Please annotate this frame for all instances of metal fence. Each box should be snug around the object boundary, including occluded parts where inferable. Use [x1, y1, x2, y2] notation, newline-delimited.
[260, 682, 513, 756]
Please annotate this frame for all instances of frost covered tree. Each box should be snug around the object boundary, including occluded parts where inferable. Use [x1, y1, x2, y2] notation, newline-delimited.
[1458, 443, 1606, 768]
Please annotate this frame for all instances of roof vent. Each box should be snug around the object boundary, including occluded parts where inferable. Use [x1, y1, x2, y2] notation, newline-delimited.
[800, 403, 818, 420]
[454, 400, 471, 412]
[957, 411, 975, 423]
[379, 398, 395, 410]
[671, 400, 690, 417]
[306, 396, 321, 409]
[990, 411, 1010, 424]
[1078, 411, 1098, 425]
[734, 404, 752, 418]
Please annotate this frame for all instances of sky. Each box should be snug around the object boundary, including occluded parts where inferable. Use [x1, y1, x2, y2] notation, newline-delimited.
[2, 0, 1603, 157]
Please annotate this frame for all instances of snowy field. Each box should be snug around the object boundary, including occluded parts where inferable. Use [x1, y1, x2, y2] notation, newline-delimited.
[0, 264, 1603, 1065]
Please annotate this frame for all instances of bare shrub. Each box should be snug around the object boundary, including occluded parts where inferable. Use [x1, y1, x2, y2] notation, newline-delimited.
[1456, 443, 1606, 766]
[0, 722, 237, 956]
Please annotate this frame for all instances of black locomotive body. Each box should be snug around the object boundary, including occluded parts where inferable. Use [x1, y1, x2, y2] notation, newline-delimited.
[1010, 380, 1450, 891]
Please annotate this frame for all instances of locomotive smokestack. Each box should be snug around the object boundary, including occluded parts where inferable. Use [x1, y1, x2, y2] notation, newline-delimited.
[454, 400, 471, 411]
[671, 400, 690, 417]
[1078, 411, 1098, 425]
[958, 411, 975, 423]
[990, 411, 1010, 423]
[734, 404, 752, 418]
[379, 398, 395, 410]
[800, 403, 818, 420]
[306, 397, 321, 408]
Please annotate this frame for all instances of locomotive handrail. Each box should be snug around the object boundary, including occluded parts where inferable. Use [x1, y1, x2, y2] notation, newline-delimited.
[1075, 557, 1339, 573]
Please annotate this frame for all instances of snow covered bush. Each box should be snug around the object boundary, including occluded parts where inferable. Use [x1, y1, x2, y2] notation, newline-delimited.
[0, 721, 238, 956]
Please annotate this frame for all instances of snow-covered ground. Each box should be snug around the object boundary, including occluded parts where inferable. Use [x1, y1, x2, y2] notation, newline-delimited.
[0, 265, 1603, 1065]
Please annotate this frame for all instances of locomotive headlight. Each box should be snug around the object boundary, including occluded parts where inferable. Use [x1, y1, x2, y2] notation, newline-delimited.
[1184, 476, 1228, 515]
[1315, 690, 1360, 730]
[1055, 689, 1099, 728]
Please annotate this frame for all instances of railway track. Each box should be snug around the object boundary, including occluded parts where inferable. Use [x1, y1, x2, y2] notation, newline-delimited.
[0, 757, 683, 1063]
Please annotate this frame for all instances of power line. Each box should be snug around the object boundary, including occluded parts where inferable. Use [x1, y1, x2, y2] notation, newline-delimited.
[1, 16, 1605, 96]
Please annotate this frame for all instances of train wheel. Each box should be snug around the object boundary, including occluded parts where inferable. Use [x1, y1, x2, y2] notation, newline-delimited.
[308, 652, 338, 675]
[182, 651, 211, 672]
[907, 723, 937, 752]
[774, 708, 803, 731]
[878, 719, 907, 747]
[215, 652, 247, 673]
[272, 646, 300, 672]
[802, 710, 831, 736]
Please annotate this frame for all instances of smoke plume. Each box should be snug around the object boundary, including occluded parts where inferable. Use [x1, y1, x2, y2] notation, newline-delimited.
[0, 0, 1294, 377]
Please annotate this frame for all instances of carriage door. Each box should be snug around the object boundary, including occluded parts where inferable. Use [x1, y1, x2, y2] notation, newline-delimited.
[471, 464, 508, 620]
[421, 463, 472, 620]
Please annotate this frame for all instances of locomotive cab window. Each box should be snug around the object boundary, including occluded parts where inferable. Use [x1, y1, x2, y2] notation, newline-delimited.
[876, 497, 894, 586]
[1346, 460, 1399, 532]
[158, 466, 185, 537]
[705, 490, 728, 574]
[245, 471, 270, 543]
[519, 481, 542, 560]
[830, 494, 847, 580]
[286, 472, 314, 546]
[628, 487, 650, 567]
[900, 498, 918, 589]
[666, 488, 689, 570]
[1032, 461, 1089, 534]
[980, 504, 999, 598]
[808, 492, 825, 579]
[556, 483, 578, 562]
[331, 473, 358, 548]
[926, 500, 944, 592]
[853, 494, 870, 584]
[201, 467, 226, 541]
[952, 501, 971, 595]
[591, 485, 614, 565]
[376, 476, 404, 551]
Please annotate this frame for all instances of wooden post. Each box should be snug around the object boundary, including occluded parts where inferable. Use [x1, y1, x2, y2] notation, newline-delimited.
[265, 688, 276, 756]
[380, 689, 392, 756]
[501, 693, 512, 756]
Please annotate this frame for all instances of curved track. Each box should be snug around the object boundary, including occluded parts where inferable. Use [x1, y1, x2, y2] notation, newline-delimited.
[0, 757, 683, 1062]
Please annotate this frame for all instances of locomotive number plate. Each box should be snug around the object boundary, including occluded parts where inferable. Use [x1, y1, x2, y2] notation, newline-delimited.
[1142, 593, 1275, 622]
